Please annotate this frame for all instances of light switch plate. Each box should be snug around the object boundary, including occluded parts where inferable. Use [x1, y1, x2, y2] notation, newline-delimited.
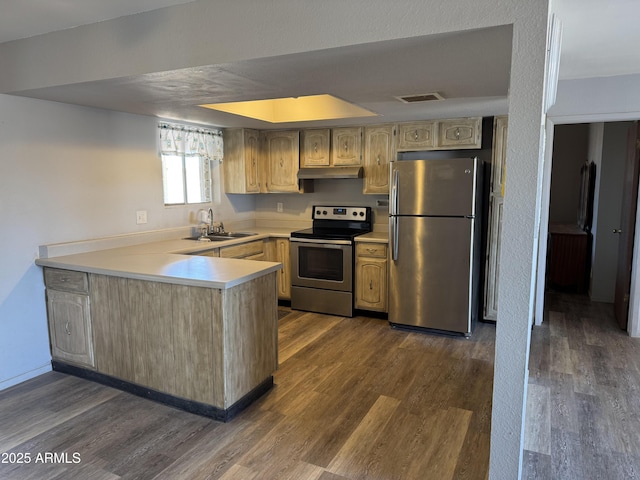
[136, 210, 148, 224]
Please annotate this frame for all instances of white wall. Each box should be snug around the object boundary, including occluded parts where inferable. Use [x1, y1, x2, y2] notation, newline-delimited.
[0, 93, 252, 389]
[255, 180, 388, 231]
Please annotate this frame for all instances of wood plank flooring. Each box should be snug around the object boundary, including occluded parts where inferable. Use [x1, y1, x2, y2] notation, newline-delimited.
[0, 309, 495, 480]
[523, 292, 640, 480]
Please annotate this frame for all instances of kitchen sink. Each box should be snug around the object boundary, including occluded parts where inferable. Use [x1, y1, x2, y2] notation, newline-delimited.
[183, 232, 258, 242]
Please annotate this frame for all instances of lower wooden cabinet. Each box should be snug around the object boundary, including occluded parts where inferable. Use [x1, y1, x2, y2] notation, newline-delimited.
[44, 268, 95, 368]
[355, 242, 388, 312]
[274, 238, 291, 300]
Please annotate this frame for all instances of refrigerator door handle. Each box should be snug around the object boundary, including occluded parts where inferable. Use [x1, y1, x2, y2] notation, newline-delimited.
[391, 215, 399, 261]
[390, 169, 399, 216]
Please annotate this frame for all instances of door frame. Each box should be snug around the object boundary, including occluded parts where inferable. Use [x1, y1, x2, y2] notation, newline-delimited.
[537, 115, 640, 337]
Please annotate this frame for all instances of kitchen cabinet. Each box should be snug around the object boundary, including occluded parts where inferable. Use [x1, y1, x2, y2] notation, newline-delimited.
[363, 124, 395, 194]
[483, 116, 507, 321]
[271, 238, 291, 300]
[223, 128, 261, 194]
[301, 129, 331, 167]
[263, 130, 304, 193]
[396, 121, 437, 151]
[438, 117, 482, 149]
[355, 243, 388, 312]
[44, 268, 95, 368]
[331, 127, 362, 165]
[190, 247, 220, 257]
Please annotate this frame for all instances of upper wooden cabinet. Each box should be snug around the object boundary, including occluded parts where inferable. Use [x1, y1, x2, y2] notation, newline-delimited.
[223, 129, 261, 194]
[363, 124, 395, 194]
[331, 127, 363, 166]
[301, 129, 331, 167]
[396, 121, 436, 151]
[396, 118, 482, 151]
[437, 117, 482, 149]
[262, 130, 303, 193]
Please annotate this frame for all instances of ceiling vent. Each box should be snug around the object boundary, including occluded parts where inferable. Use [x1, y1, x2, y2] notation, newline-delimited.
[395, 92, 445, 104]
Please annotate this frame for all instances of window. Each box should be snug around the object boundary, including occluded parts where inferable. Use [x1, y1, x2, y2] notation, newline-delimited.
[158, 123, 223, 205]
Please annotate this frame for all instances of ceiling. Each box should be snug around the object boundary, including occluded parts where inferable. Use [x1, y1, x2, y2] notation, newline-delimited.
[1, 0, 638, 128]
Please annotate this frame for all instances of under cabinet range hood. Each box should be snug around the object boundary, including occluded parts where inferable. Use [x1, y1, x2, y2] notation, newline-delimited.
[297, 166, 363, 180]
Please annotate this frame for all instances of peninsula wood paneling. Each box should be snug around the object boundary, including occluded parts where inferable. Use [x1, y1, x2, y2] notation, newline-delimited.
[222, 273, 278, 407]
[128, 278, 175, 394]
[172, 285, 220, 405]
[90, 274, 133, 380]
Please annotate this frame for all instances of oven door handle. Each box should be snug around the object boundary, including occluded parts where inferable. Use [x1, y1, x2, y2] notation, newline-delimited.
[290, 238, 352, 246]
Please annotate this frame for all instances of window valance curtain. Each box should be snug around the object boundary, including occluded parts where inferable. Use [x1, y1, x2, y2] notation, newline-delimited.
[158, 122, 224, 161]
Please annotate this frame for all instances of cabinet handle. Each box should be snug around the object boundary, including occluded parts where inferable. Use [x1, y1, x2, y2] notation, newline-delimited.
[613, 229, 622, 234]
[414, 130, 419, 141]
[455, 128, 461, 140]
[313, 142, 318, 153]
[377, 155, 381, 165]
[367, 248, 376, 254]
[65, 321, 71, 335]
[344, 142, 348, 151]
[369, 281, 373, 290]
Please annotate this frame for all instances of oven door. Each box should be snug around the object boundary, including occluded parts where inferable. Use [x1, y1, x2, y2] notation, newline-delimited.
[290, 238, 353, 292]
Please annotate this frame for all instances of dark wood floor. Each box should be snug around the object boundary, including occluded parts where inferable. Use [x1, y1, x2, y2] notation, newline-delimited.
[0, 309, 495, 480]
[523, 292, 640, 480]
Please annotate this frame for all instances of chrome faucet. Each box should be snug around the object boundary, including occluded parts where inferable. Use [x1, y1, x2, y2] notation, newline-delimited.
[208, 208, 214, 234]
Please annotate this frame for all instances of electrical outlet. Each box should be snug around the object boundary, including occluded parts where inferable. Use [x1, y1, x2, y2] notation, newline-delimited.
[136, 210, 148, 224]
[277, 202, 283, 213]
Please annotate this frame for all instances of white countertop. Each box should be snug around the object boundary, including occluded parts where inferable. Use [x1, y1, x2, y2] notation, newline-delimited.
[36, 227, 388, 289]
[36, 231, 286, 290]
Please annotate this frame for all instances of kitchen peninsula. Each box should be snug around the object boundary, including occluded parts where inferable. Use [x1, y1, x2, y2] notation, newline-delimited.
[35, 237, 282, 421]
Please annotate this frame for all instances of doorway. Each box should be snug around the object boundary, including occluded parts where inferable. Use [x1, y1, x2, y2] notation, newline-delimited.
[544, 122, 635, 323]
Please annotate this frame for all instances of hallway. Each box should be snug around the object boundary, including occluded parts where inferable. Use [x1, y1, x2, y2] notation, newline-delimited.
[523, 292, 640, 479]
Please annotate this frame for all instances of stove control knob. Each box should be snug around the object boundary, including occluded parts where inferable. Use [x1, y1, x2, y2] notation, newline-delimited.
[316, 210, 321, 215]
[323, 210, 327, 215]
[359, 211, 365, 216]
[353, 212, 358, 216]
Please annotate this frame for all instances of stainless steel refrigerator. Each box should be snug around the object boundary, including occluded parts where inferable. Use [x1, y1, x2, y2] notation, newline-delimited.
[389, 155, 483, 336]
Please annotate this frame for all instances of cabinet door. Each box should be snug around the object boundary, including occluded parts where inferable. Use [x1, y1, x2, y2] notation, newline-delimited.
[483, 117, 507, 321]
[275, 238, 291, 299]
[396, 121, 436, 151]
[331, 127, 362, 165]
[437, 117, 482, 149]
[264, 131, 300, 193]
[47, 289, 95, 367]
[490, 116, 508, 195]
[356, 257, 388, 312]
[301, 129, 330, 167]
[223, 129, 261, 194]
[363, 125, 395, 194]
[484, 193, 503, 321]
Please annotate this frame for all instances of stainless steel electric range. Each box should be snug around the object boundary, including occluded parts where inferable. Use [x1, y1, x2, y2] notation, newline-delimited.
[290, 205, 372, 317]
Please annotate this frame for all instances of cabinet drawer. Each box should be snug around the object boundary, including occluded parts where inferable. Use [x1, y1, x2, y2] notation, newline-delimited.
[356, 243, 388, 258]
[220, 240, 265, 259]
[44, 268, 89, 294]
[190, 248, 220, 257]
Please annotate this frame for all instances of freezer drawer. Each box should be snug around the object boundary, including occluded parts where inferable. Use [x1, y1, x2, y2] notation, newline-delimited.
[389, 216, 475, 334]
